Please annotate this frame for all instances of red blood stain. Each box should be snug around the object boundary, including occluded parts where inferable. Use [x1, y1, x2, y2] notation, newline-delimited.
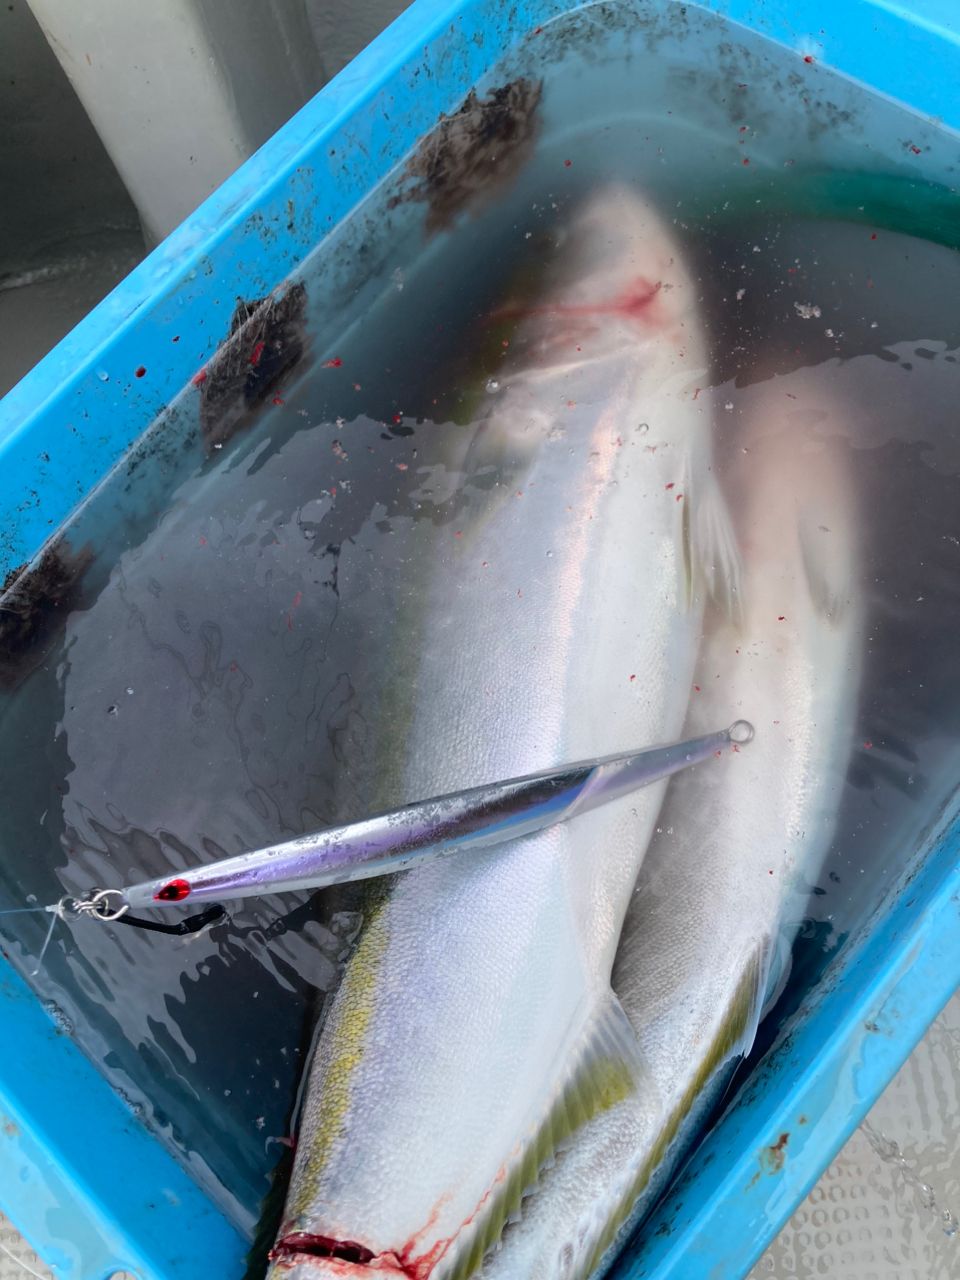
[191, 369, 208, 387]
[864, 740, 873, 749]
[396, 462, 408, 471]
[665, 482, 675, 490]
[803, 54, 815, 64]
[629, 674, 636, 682]
[134, 365, 146, 378]
[323, 357, 344, 368]
[533, 24, 543, 34]
[354, 383, 363, 391]
[393, 413, 403, 424]
[249, 340, 266, 366]
[777, 615, 786, 621]
[329, 486, 337, 498]
[742, 157, 750, 166]
[198, 535, 207, 546]
[675, 493, 683, 502]
[501, 339, 509, 348]
[909, 145, 922, 155]
[492, 277, 662, 327]
[273, 396, 284, 406]
[694, 685, 701, 692]
[155, 878, 190, 903]
[870, 232, 878, 240]
[564, 159, 572, 168]
[269, 1236, 375, 1268]
[732, 744, 741, 753]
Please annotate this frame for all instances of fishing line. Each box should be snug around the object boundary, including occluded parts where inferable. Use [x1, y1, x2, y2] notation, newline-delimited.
[29, 911, 60, 977]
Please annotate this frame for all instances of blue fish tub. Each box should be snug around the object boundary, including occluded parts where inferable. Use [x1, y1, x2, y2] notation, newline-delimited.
[1, 2, 959, 1278]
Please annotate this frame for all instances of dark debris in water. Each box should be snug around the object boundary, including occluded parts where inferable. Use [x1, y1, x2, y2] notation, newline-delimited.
[0, 540, 93, 687]
[200, 283, 308, 451]
[390, 78, 543, 232]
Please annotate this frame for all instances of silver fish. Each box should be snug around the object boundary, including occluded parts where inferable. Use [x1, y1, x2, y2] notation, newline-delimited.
[267, 185, 740, 1280]
[478, 382, 863, 1280]
[82, 724, 752, 911]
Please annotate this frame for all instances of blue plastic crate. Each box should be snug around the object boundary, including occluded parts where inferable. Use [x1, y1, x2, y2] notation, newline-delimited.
[1, 2, 959, 1278]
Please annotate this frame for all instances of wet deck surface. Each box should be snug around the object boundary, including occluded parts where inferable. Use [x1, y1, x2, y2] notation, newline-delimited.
[750, 988, 960, 1280]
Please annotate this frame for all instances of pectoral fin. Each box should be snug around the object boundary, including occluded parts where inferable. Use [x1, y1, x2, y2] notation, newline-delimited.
[682, 462, 743, 624]
[797, 510, 854, 622]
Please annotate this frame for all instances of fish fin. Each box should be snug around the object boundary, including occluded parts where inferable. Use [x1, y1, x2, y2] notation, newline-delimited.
[439, 991, 655, 1280]
[685, 463, 743, 623]
[797, 510, 852, 622]
[759, 928, 795, 1020]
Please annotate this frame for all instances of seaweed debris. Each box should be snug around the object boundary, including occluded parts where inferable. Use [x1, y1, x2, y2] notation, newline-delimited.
[0, 541, 93, 688]
[200, 283, 308, 451]
[390, 78, 543, 231]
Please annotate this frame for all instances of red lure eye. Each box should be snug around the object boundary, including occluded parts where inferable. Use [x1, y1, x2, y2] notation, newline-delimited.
[155, 878, 191, 902]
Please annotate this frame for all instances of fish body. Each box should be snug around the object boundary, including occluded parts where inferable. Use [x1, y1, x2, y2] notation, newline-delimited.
[268, 186, 739, 1280]
[479, 383, 863, 1280]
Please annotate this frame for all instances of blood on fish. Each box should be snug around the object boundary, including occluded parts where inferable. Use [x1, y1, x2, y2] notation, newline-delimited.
[491, 278, 662, 326]
[134, 365, 146, 378]
[191, 369, 208, 387]
[323, 357, 344, 368]
[249, 340, 266, 366]
[269, 1235, 376, 1268]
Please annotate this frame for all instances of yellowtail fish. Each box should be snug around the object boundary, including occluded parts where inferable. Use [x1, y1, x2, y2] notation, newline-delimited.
[267, 185, 740, 1280]
[478, 383, 863, 1279]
